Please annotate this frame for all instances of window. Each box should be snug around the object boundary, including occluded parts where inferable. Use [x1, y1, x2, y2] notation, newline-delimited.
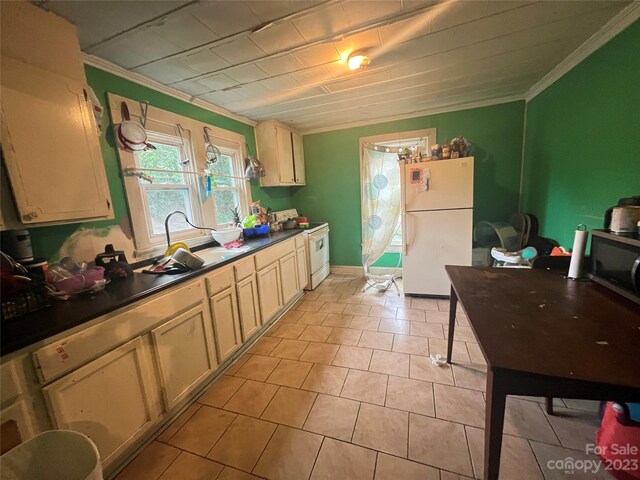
[359, 129, 436, 255]
[208, 148, 245, 227]
[114, 95, 251, 258]
[135, 133, 202, 242]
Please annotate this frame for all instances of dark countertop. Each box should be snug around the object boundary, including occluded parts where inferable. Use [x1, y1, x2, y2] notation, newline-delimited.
[1, 230, 304, 357]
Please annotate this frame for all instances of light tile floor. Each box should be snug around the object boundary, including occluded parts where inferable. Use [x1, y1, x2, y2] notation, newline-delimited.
[117, 274, 608, 480]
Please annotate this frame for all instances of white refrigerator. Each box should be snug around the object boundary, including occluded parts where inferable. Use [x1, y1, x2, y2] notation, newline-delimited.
[401, 157, 474, 296]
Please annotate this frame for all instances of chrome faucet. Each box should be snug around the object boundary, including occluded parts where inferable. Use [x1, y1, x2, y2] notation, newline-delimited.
[164, 210, 216, 247]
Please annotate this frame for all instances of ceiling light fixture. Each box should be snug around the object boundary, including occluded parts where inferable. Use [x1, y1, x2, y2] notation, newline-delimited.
[348, 53, 370, 71]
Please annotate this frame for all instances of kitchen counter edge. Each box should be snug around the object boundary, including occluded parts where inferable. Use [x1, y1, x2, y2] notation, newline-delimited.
[1, 230, 305, 357]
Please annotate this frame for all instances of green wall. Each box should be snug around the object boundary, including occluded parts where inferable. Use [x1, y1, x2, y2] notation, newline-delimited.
[27, 65, 293, 261]
[292, 101, 526, 266]
[521, 21, 640, 248]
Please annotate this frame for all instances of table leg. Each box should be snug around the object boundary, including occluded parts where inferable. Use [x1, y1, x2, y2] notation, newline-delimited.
[546, 397, 554, 415]
[484, 369, 507, 480]
[446, 286, 457, 363]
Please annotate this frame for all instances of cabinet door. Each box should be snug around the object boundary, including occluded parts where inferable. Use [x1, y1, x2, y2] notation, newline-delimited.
[0, 56, 112, 224]
[42, 337, 158, 466]
[209, 287, 242, 363]
[151, 304, 217, 409]
[236, 274, 262, 340]
[1, 400, 35, 454]
[296, 247, 308, 290]
[257, 262, 283, 323]
[292, 131, 306, 185]
[275, 125, 295, 184]
[279, 252, 300, 305]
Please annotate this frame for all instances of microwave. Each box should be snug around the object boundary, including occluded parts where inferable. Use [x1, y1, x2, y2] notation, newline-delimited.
[589, 229, 640, 305]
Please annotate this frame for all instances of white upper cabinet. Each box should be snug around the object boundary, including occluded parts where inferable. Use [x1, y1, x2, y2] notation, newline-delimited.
[291, 132, 306, 185]
[255, 120, 306, 187]
[0, 2, 112, 225]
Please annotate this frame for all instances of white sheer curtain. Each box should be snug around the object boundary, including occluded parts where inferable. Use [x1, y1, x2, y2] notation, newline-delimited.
[360, 144, 402, 271]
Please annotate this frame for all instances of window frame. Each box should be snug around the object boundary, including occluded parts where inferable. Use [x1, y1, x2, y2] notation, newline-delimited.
[135, 131, 206, 244]
[110, 94, 251, 259]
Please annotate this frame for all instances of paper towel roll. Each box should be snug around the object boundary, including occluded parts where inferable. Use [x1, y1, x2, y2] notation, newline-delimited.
[568, 226, 588, 279]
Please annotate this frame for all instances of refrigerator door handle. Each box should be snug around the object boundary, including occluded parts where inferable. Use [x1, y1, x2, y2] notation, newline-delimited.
[402, 212, 407, 255]
[404, 212, 410, 254]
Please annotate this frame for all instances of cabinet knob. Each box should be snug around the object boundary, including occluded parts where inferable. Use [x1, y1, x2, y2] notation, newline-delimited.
[24, 211, 39, 220]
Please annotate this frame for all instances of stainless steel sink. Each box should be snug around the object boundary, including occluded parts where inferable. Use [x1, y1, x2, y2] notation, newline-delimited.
[197, 246, 251, 265]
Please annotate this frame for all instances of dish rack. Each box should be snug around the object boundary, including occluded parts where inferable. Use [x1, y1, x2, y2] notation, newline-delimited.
[1, 282, 52, 321]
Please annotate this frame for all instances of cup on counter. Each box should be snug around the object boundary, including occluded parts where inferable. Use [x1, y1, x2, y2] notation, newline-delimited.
[23, 258, 48, 280]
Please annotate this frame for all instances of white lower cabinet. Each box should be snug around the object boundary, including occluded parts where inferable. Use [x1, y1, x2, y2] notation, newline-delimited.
[209, 287, 242, 363]
[19, 235, 309, 474]
[42, 337, 159, 466]
[236, 274, 262, 340]
[257, 262, 283, 323]
[279, 252, 299, 305]
[296, 246, 308, 290]
[0, 400, 35, 452]
[151, 304, 217, 409]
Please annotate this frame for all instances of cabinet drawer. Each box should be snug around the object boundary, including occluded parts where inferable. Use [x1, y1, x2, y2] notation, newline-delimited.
[254, 239, 295, 270]
[295, 234, 305, 249]
[234, 257, 255, 282]
[33, 280, 204, 383]
[205, 267, 234, 296]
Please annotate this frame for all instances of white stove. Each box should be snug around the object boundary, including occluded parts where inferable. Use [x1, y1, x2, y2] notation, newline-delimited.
[273, 209, 330, 290]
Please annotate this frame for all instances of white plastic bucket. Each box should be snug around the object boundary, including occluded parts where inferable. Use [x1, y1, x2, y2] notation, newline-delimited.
[0, 430, 102, 480]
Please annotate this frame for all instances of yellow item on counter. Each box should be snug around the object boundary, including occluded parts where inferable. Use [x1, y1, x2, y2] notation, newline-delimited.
[164, 242, 190, 257]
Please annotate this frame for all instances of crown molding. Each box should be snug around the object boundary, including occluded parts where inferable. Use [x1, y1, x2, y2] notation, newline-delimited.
[525, 2, 640, 102]
[300, 94, 525, 135]
[81, 53, 257, 127]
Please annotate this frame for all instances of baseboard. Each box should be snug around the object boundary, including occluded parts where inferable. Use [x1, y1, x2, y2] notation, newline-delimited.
[331, 265, 402, 276]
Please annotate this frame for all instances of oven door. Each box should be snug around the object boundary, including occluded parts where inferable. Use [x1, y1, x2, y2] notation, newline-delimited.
[309, 228, 330, 275]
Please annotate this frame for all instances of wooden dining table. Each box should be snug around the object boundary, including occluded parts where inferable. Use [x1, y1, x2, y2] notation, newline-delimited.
[445, 265, 640, 480]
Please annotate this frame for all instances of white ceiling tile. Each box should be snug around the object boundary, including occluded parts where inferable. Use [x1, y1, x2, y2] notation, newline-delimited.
[88, 29, 184, 68]
[292, 66, 333, 86]
[324, 70, 391, 93]
[190, 1, 261, 37]
[146, 12, 219, 50]
[282, 85, 327, 101]
[324, 59, 352, 79]
[261, 74, 300, 91]
[293, 43, 341, 68]
[250, 22, 306, 55]
[87, 36, 150, 69]
[378, 9, 432, 45]
[234, 83, 273, 99]
[120, 29, 183, 63]
[257, 54, 304, 76]
[292, 3, 350, 42]
[428, 0, 489, 33]
[212, 37, 266, 64]
[179, 49, 231, 73]
[41, 0, 187, 48]
[332, 29, 381, 61]
[341, 1, 403, 28]
[133, 59, 198, 84]
[170, 80, 211, 96]
[199, 89, 246, 105]
[197, 73, 239, 91]
[245, 1, 322, 22]
[402, 0, 440, 12]
[482, 0, 535, 17]
[225, 64, 270, 83]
